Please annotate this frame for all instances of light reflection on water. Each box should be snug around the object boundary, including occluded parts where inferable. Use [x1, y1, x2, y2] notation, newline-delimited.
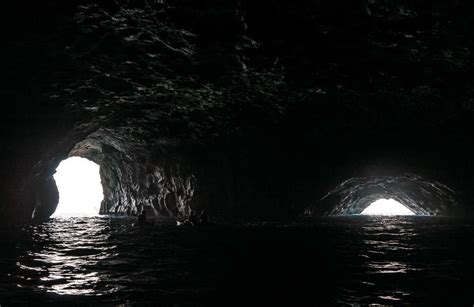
[17, 218, 113, 295]
[361, 217, 418, 276]
[0, 215, 473, 305]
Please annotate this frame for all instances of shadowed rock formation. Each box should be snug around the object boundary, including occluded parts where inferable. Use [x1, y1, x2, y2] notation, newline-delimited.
[306, 174, 457, 216]
[1, 0, 474, 222]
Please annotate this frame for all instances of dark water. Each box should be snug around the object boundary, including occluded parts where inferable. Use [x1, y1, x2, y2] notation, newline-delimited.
[1, 216, 473, 305]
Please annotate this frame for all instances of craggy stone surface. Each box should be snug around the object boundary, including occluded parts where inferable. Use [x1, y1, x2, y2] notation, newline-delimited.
[1, 0, 474, 221]
[307, 174, 457, 216]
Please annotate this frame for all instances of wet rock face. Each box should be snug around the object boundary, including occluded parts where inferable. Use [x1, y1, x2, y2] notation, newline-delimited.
[65, 133, 197, 217]
[1, 0, 474, 221]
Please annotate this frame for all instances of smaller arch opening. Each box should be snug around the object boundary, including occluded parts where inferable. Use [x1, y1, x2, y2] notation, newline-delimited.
[306, 174, 457, 216]
[52, 157, 104, 217]
[361, 198, 415, 216]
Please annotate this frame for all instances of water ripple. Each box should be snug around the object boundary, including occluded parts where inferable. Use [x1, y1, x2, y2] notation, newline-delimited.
[0, 215, 473, 304]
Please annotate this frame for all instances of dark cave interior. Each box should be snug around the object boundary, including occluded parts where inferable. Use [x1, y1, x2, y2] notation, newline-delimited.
[2, 0, 474, 222]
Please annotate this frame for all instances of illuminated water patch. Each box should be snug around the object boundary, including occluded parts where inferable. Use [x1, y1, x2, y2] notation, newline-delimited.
[361, 198, 415, 216]
[52, 157, 103, 217]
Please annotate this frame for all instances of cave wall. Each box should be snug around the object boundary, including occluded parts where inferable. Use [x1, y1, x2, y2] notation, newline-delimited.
[1, 0, 474, 222]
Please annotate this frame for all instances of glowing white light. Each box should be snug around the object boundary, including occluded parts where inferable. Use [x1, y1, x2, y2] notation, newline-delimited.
[52, 157, 103, 217]
[361, 198, 415, 216]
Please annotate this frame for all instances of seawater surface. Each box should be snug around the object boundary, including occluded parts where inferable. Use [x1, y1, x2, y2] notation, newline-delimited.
[0, 216, 473, 305]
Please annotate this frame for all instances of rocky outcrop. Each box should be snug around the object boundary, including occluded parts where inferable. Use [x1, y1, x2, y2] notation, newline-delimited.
[32, 176, 60, 220]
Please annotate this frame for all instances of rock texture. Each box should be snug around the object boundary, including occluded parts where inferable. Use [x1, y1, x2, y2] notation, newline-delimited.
[1, 0, 474, 221]
[306, 174, 457, 216]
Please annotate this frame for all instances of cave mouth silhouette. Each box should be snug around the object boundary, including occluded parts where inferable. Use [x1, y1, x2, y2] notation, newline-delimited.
[360, 198, 415, 216]
[52, 157, 104, 218]
[304, 174, 457, 216]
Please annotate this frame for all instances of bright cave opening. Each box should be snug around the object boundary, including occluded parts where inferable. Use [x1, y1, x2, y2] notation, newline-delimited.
[52, 157, 103, 217]
[361, 198, 415, 216]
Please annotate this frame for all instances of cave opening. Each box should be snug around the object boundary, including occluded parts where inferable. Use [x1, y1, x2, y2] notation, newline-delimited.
[360, 198, 416, 216]
[51, 156, 104, 217]
[309, 174, 457, 216]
